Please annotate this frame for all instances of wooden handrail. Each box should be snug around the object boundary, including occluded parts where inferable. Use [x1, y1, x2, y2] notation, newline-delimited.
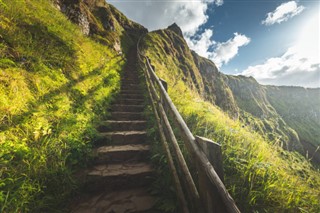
[144, 63, 190, 212]
[137, 37, 241, 213]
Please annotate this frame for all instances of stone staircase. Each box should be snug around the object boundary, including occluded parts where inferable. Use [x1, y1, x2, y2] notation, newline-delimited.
[71, 50, 158, 213]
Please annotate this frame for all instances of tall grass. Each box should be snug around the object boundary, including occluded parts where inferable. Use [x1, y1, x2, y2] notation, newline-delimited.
[142, 32, 320, 212]
[0, 0, 124, 211]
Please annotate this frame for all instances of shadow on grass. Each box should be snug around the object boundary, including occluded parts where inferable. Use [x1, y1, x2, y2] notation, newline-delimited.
[0, 57, 124, 131]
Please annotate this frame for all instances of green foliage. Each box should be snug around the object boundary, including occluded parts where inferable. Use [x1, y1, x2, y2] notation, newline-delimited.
[138, 65, 178, 213]
[142, 31, 320, 212]
[266, 86, 320, 147]
[0, 0, 124, 211]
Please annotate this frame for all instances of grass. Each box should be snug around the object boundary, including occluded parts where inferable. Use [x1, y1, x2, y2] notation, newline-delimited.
[142, 31, 320, 212]
[0, 0, 125, 211]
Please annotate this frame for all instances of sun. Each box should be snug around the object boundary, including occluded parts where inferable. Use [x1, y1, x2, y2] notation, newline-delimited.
[295, 8, 319, 63]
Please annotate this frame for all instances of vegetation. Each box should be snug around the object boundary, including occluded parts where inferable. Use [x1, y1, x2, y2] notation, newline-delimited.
[1, 0, 319, 212]
[266, 86, 320, 147]
[0, 0, 125, 211]
[141, 30, 320, 212]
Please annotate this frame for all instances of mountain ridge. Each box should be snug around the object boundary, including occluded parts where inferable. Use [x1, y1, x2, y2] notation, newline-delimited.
[141, 24, 320, 212]
[1, 1, 320, 211]
[164, 23, 320, 160]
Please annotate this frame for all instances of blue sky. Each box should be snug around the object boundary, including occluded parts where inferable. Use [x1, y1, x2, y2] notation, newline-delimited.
[110, 0, 319, 88]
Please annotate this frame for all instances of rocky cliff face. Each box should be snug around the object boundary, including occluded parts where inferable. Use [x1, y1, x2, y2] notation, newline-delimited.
[151, 24, 239, 115]
[54, 0, 147, 52]
[191, 51, 238, 116]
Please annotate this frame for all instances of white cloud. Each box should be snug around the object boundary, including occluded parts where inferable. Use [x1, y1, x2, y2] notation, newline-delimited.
[211, 33, 251, 67]
[185, 29, 215, 58]
[242, 12, 320, 88]
[110, 0, 223, 35]
[241, 47, 320, 87]
[186, 31, 250, 68]
[262, 1, 305, 25]
[111, 0, 248, 69]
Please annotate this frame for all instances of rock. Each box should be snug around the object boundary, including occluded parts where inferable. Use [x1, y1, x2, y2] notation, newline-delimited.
[167, 23, 183, 37]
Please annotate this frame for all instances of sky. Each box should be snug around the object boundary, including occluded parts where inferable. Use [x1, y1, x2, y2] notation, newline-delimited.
[110, 0, 320, 88]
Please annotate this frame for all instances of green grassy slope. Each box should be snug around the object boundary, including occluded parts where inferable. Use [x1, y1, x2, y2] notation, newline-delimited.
[226, 75, 303, 151]
[225, 75, 320, 161]
[266, 86, 320, 146]
[141, 28, 320, 212]
[143, 25, 307, 154]
[0, 0, 144, 211]
[266, 86, 320, 162]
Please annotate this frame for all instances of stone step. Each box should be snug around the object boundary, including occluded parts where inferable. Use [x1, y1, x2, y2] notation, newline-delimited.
[94, 144, 151, 163]
[84, 163, 154, 192]
[111, 112, 144, 120]
[119, 94, 144, 99]
[119, 90, 143, 95]
[120, 85, 142, 90]
[98, 131, 147, 145]
[98, 120, 147, 131]
[71, 188, 157, 213]
[114, 98, 144, 105]
[111, 104, 144, 113]
[122, 77, 140, 80]
[121, 81, 140, 85]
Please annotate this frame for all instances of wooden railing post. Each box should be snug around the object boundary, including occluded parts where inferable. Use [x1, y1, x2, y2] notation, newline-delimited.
[196, 136, 227, 213]
[196, 136, 224, 182]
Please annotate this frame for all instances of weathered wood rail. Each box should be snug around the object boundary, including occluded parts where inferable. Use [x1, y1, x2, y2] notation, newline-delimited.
[137, 38, 241, 213]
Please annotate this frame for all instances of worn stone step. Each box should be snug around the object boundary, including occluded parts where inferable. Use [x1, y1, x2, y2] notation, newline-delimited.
[119, 94, 144, 99]
[111, 104, 144, 113]
[111, 112, 144, 121]
[119, 92, 143, 97]
[122, 77, 140, 80]
[119, 93, 143, 97]
[121, 85, 141, 90]
[122, 80, 140, 84]
[114, 98, 144, 105]
[119, 90, 143, 95]
[98, 131, 147, 145]
[98, 120, 147, 131]
[84, 163, 154, 192]
[94, 144, 151, 163]
[71, 187, 157, 213]
[120, 84, 141, 89]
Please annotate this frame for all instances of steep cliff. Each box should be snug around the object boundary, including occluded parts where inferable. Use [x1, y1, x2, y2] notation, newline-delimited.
[142, 24, 239, 115]
[141, 25, 320, 212]
[55, 0, 147, 51]
[142, 24, 314, 153]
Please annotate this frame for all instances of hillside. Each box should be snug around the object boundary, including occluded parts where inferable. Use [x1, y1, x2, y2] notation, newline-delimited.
[140, 24, 320, 212]
[266, 86, 320, 161]
[0, 0, 145, 211]
[1, 0, 320, 212]
[143, 23, 320, 160]
[225, 75, 320, 161]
